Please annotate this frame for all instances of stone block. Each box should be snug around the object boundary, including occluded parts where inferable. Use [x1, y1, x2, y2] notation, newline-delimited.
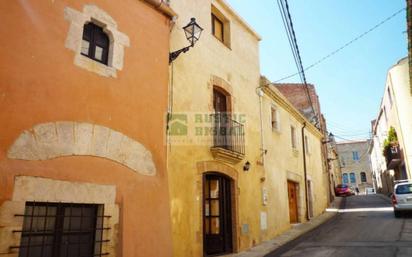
[56, 121, 75, 156]
[7, 131, 38, 160]
[74, 122, 93, 155]
[106, 130, 123, 161]
[33, 122, 58, 159]
[91, 125, 110, 157]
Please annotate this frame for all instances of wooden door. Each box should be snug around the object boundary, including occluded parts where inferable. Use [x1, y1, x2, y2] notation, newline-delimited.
[287, 181, 299, 223]
[203, 174, 233, 256]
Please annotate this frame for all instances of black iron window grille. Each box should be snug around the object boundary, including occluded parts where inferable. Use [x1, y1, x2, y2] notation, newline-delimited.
[11, 202, 111, 257]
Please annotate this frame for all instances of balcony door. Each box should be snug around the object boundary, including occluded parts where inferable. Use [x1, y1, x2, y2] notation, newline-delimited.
[203, 173, 233, 256]
[213, 88, 228, 113]
[213, 88, 230, 150]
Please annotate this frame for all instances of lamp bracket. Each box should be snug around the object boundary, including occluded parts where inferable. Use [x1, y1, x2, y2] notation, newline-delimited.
[169, 45, 192, 64]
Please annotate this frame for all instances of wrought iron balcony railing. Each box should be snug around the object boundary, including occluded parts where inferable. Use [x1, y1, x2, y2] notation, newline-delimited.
[211, 113, 245, 156]
[384, 145, 402, 169]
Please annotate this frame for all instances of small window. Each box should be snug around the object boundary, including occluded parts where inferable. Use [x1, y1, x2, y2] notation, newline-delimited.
[82, 22, 109, 65]
[350, 172, 356, 183]
[18, 202, 105, 257]
[360, 172, 367, 182]
[342, 173, 349, 184]
[211, 5, 231, 48]
[212, 14, 224, 42]
[352, 151, 359, 161]
[291, 126, 297, 149]
[271, 107, 279, 130]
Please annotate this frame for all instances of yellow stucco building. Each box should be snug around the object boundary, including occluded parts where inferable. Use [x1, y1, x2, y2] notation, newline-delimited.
[167, 0, 328, 256]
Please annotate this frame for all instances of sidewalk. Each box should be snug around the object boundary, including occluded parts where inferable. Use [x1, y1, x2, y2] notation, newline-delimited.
[222, 197, 343, 257]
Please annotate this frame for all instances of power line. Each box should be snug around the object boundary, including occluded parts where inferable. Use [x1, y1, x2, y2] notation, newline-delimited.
[275, 7, 406, 82]
[277, 0, 318, 125]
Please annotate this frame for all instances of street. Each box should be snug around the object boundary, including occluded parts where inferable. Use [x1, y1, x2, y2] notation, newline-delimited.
[266, 195, 412, 257]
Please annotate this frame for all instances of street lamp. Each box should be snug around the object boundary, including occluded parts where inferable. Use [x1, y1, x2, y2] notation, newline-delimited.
[169, 18, 203, 64]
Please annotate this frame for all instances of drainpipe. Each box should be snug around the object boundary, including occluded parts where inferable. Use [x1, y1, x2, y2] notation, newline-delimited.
[301, 122, 310, 221]
[256, 87, 265, 165]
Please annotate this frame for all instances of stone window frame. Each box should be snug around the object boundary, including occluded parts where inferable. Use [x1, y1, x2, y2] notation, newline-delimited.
[64, 4, 130, 78]
[0, 176, 119, 256]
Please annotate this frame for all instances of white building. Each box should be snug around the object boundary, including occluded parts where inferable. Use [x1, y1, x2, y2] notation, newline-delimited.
[369, 57, 412, 194]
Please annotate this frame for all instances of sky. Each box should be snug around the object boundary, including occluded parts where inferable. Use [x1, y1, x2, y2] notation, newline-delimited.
[225, 0, 407, 141]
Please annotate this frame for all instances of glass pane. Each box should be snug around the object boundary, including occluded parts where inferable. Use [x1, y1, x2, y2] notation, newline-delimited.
[204, 179, 210, 198]
[210, 179, 219, 198]
[211, 200, 219, 216]
[81, 40, 90, 55]
[204, 201, 210, 216]
[210, 217, 220, 234]
[213, 18, 223, 41]
[205, 218, 210, 234]
[350, 173, 356, 183]
[64, 206, 95, 231]
[94, 46, 103, 61]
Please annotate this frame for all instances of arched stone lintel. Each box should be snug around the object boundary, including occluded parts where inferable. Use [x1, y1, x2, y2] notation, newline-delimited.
[7, 122, 156, 176]
[196, 160, 238, 180]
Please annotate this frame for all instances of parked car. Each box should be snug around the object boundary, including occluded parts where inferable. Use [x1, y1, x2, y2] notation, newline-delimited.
[335, 184, 354, 197]
[365, 187, 375, 195]
[392, 181, 412, 218]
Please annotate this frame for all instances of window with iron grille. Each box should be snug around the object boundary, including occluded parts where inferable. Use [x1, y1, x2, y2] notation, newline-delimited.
[16, 202, 109, 257]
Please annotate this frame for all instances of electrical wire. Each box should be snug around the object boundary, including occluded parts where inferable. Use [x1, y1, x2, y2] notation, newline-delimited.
[275, 7, 406, 82]
[277, 0, 318, 126]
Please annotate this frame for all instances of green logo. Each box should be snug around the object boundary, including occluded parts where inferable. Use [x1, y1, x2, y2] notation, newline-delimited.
[169, 114, 188, 136]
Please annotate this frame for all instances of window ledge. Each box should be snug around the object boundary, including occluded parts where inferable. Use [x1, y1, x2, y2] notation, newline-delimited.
[212, 35, 232, 50]
[75, 54, 117, 77]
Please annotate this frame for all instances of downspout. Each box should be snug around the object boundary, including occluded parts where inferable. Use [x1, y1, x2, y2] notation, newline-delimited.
[257, 88, 265, 165]
[301, 122, 310, 221]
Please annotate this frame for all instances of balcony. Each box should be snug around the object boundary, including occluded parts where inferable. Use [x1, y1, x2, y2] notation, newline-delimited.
[384, 145, 402, 169]
[210, 113, 245, 164]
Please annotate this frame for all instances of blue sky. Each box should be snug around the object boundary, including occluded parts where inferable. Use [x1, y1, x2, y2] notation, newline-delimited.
[226, 0, 407, 141]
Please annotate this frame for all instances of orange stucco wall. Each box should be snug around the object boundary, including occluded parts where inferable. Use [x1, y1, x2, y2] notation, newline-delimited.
[0, 1, 172, 256]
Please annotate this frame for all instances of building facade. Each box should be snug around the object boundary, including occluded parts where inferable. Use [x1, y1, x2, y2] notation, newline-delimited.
[273, 84, 334, 201]
[369, 57, 412, 194]
[167, 0, 329, 256]
[337, 141, 373, 194]
[0, 1, 175, 256]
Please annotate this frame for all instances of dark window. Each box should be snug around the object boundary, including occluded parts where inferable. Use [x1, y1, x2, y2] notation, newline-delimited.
[211, 14, 224, 42]
[360, 172, 367, 182]
[81, 23, 109, 65]
[350, 172, 356, 183]
[342, 173, 349, 184]
[396, 184, 412, 194]
[17, 202, 106, 257]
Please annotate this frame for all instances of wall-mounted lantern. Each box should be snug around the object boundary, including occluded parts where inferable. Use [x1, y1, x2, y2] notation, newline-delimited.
[169, 18, 203, 64]
[243, 161, 251, 171]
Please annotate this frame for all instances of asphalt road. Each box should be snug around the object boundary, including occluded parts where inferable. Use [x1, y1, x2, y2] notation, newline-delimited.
[265, 194, 412, 257]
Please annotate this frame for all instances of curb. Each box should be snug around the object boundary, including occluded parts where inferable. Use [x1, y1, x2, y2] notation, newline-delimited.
[223, 198, 343, 257]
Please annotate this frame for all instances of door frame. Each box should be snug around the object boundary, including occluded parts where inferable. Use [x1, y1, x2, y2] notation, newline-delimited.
[197, 161, 239, 256]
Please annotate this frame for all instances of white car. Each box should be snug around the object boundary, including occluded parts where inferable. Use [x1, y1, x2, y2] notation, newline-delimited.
[365, 188, 375, 195]
[392, 181, 412, 218]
